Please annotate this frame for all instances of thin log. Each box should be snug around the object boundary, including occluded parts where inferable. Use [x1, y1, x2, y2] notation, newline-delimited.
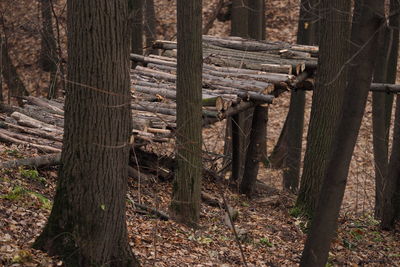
[0, 153, 61, 169]
[0, 131, 61, 153]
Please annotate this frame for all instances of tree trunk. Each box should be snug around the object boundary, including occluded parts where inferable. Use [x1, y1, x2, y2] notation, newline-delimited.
[144, 0, 157, 55]
[0, 35, 29, 105]
[296, 0, 351, 214]
[269, 0, 316, 176]
[231, 0, 248, 38]
[130, 0, 143, 67]
[170, 0, 203, 228]
[39, 0, 58, 98]
[33, 0, 139, 266]
[238, 0, 267, 196]
[300, 1, 384, 266]
[372, 0, 399, 219]
[239, 105, 268, 197]
[248, 0, 264, 40]
[0, 35, 3, 102]
[381, 96, 400, 229]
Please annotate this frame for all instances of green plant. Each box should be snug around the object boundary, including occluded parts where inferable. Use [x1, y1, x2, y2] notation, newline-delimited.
[259, 237, 273, 247]
[30, 192, 52, 210]
[1, 185, 27, 200]
[19, 168, 46, 184]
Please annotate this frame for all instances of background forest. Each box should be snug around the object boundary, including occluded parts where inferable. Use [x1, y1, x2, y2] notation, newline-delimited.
[0, 0, 400, 266]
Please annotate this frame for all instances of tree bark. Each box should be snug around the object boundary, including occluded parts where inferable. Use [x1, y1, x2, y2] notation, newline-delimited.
[381, 96, 400, 229]
[170, 0, 203, 228]
[0, 34, 29, 105]
[231, 0, 248, 38]
[296, 0, 351, 213]
[33, 0, 139, 266]
[239, 105, 268, 197]
[275, 0, 317, 192]
[372, 0, 399, 219]
[300, 1, 384, 266]
[130, 0, 144, 66]
[39, 0, 58, 98]
[144, 0, 157, 55]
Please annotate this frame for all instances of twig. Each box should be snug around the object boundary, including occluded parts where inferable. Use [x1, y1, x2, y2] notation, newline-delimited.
[221, 194, 248, 267]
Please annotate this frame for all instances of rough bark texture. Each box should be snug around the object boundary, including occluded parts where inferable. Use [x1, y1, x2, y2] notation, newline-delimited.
[33, 1, 139, 266]
[144, 0, 157, 55]
[372, 0, 399, 219]
[231, 0, 248, 38]
[1, 35, 28, 105]
[0, 35, 3, 102]
[300, 1, 384, 266]
[381, 96, 400, 229]
[296, 0, 351, 214]
[239, 105, 268, 197]
[130, 0, 143, 66]
[170, 0, 203, 228]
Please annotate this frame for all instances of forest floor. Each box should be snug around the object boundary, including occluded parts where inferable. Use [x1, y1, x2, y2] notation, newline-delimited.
[1, 0, 400, 266]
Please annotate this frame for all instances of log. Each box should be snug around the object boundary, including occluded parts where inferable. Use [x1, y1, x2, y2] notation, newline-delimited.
[22, 96, 64, 115]
[0, 128, 62, 149]
[0, 121, 63, 142]
[11, 112, 63, 135]
[0, 130, 61, 153]
[0, 153, 61, 169]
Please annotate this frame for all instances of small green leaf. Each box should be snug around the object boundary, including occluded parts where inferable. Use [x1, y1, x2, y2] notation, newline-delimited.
[100, 204, 106, 210]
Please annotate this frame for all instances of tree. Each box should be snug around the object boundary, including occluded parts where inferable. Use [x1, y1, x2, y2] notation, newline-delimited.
[130, 0, 144, 65]
[300, 0, 384, 265]
[39, 0, 58, 98]
[295, 0, 351, 214]
[144, 0, 157, 55]
[372, 0, 399, 218]
[381, 96, 400, 229]
[170, 0, 203, 227]
[231, 0, 248, 38]
[0, 30, 29, 106]
[33, 0, 139, 266]
[281, 0, 319, 193]
[239, 0, 267, 197]
[268, 0, 318, 170]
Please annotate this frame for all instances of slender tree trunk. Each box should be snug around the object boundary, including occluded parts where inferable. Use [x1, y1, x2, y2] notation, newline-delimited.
[268, 0, 317, 172]
[33, 1, 139, 266]
[130, 0, 143, 67]
[231, 0, 248, 38]
[248, 0, 264, 40]
[300, 1, 384, 265]
[372, 0, 399, 219]
[0, 34, 29, 106]
[39, 0, 58, 98]
[0, 35, 3, 102]
[381, 96, 400, 229]
[144, 0, 157, 55]
[239, 0, 266, 196]
[227, 0, 249, 184]
[239, 105, 268, 197]
[296, 0, 351, 213]
[170, 0, 203, 228]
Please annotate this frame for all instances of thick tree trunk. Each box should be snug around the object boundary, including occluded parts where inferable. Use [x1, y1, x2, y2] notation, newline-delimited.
[130, 0, 143, 67]
[1, 35, 29, 105]
[296, 0, 351, 214]
[300, 1, 384, 266]
[170, 0, 203, 228]
[39, 0, 58, 98]
[33, 1, 139, 266]
[372, 0, 399, 219]
[144, 0, 157, 55]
